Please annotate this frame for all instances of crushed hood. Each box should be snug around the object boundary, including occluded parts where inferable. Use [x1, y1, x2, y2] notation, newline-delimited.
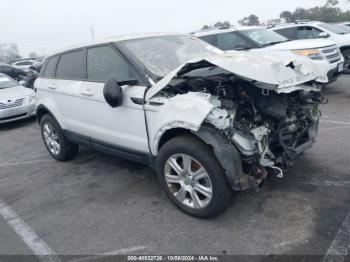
[145, 52, 323, 101]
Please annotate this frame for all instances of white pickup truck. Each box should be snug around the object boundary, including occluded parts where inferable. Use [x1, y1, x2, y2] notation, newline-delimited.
[194, 26, 344, 83]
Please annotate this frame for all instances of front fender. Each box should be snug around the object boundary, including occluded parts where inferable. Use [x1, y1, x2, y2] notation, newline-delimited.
[145, 92, 214, 155]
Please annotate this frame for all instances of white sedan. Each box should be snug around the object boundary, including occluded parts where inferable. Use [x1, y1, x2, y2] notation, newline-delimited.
[0, 73, 36, 124]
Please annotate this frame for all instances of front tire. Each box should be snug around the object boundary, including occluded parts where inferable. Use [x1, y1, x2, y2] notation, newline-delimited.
[156, 135, 232, 218]
[40, 114, 79, 161]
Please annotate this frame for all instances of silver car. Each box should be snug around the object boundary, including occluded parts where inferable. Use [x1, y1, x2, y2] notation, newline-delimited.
[0, 73, 36, 124]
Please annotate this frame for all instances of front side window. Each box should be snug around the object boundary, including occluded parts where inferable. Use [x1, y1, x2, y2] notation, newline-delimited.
[296, 26, 322, 39]
[118, 35, 222, 79]
[0, 75, 18, 89]
[87, 45, 135, 82]
[240, 28, 288, 46]
[56, 50, 84, 79]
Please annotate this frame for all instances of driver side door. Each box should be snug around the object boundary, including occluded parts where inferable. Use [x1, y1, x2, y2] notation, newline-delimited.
[78, 44, 149, 153]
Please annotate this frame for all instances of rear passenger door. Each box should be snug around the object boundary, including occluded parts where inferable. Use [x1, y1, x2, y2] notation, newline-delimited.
[78, 44, 149, 152]
[51, 50, 87, 134]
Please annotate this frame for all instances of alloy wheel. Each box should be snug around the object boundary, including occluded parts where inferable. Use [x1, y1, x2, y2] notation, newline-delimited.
[164, 154, 213, 209]
[43, 122, 61, 155]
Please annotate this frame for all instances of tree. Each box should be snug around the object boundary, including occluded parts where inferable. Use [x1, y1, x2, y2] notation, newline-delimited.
[324, 0, 339, 7]
[213, 20, 231, 28]
[280, 11, 295, 23]
[239, 14, 260, 26]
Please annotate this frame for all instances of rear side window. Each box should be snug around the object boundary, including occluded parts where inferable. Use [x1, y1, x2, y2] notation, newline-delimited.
[296, 26, 322, 39]
[87, 45, 135, 82]
[43, 56, 59, 77]
[216, 32, 251, 50]
[274, 28, 297, 40]
[56, 50, 84, 79]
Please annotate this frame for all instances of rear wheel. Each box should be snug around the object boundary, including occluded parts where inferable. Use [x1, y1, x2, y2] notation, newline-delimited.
[342, 49, 350, 74]
[156, 135, 232, 218]
[40, 114, 79, 161]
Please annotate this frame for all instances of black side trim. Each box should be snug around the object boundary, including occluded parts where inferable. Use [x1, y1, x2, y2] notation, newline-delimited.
[64, 130, 91, 147]
[63, 130, 155, 167]
[91, 138, 150, 164]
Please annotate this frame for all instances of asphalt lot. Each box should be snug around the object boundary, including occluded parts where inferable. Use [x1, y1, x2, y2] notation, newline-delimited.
[0, 76, 349, 260]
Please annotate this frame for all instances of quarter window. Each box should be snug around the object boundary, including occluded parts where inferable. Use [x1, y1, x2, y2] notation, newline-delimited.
[56, 50, 84, 79]
[43, 56, 59, 78]
[87, 45, 135, 82]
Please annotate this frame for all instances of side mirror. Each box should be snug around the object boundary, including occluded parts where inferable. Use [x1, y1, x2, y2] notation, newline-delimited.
[103, 78, 123, 108]
[319, 32, 329, 38]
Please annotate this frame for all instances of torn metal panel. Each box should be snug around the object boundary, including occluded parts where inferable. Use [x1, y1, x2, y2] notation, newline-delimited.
[145, 92, 214, 155]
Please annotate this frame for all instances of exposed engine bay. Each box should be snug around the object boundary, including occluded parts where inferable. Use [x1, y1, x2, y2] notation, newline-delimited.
[150, 63, 326, 188]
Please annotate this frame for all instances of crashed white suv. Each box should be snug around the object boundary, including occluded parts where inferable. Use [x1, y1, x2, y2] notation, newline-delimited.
[35, 33, 325, 218]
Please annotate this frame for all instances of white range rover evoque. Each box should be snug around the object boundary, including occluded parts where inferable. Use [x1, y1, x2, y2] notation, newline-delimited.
[35, 33, 326, 218]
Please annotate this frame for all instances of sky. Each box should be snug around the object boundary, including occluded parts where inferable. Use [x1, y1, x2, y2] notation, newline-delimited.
[1, 0, 349, 57]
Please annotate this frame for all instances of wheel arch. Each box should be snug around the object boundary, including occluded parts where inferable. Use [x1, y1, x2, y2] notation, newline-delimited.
[157, 125, 246, 191]
[36, 105, 60, 126]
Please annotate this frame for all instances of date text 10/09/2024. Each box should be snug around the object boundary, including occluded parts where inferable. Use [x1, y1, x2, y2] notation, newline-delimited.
[127, 255, 220, 261]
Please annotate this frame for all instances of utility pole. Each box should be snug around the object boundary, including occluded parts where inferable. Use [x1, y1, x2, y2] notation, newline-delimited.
[90, 26, 95, 40]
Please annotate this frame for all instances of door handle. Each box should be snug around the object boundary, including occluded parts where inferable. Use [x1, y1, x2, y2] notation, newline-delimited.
[48, 85, 56, 90]
[80, 89, 94, 96]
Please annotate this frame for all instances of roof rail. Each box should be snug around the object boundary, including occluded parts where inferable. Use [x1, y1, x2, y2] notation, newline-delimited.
[295, 19, 310, 24]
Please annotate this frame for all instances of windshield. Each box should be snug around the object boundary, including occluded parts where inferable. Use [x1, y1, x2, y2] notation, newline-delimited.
[240, 28, 289, 46]
[0, 75, 18, 89]
[319, 23, 350, 34]
[118, 35, 223, 78]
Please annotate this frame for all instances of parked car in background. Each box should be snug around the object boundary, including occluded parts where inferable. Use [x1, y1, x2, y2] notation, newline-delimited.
[36, 33, 324, 218]
[0, 64, 27, 81]
[0, 73, 36, 124]
[0, 64, 38, 89]
[11, 59, 41, 70]
[336, 21, 350, 28]
[270, 21, 350, 72]
[193, 26, 343, 84]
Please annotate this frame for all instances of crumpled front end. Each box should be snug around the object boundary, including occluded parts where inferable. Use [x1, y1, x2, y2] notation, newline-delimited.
[146, 56, 325, 190]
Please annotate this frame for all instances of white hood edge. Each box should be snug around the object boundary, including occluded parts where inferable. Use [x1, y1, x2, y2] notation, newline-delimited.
[145, 52, 323, 101]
